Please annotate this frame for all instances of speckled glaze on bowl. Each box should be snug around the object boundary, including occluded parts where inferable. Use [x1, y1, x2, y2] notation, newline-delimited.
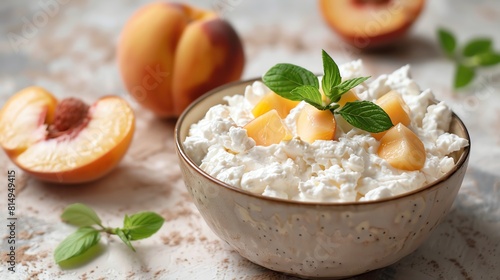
[174, 79, 471, 279]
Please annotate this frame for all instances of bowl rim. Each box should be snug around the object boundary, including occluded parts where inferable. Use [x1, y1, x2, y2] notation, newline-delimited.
[175, 78, 471, 206]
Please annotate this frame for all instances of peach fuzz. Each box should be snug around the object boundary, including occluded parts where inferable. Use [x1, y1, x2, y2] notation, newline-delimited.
[117, 2, 245, 117]
[0, 86, 135, 183]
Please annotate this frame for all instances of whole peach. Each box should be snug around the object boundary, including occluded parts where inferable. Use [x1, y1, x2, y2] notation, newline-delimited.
[117, 3, 245, 117]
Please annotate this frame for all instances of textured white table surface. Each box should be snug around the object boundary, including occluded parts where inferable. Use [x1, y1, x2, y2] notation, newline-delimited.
[1, 0, 500, 279]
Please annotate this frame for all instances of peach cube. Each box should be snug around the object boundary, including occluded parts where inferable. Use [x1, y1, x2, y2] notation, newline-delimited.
[337, 90, 360, 107]
[297, 104, 336, 143]
[372, 90, 410, 140]
[378, 123, 426, 171]
[252, 92, 299, 119]
[244, 109, 292, 146]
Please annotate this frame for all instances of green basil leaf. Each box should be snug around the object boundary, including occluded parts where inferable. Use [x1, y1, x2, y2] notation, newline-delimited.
[116, 228, 135, 252]
[263, 63, 319, 99]
[61, 203, 102, 227]
[463, 38, 492, 57]
[321, 49, 341, 99]
[437, 28, 457, 56]
[338, 101, 393, 133]
[290, 85, 324, 109]
[123, 212, 164, 240]
[330, 77, 370, 102]
[475, 52, 500, 66]
[54, 227, 100, 264]
[454, 64, 475, 89]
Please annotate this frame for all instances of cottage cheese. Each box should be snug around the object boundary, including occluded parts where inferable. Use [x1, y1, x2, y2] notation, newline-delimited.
[183, 61, 469, 202]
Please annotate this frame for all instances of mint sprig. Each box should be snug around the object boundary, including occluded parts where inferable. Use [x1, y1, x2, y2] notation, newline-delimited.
[54, 203, 164, 265]
[263, 50, 392, 133]
[438, 28, 500, 89]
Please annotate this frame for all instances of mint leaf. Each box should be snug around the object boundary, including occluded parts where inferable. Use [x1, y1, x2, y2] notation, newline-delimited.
[438, 28, 456, 56]
[54, 227, 100, 264]
[321, 49, 341, 99]
[463, 38, 492, 57]
[123, 212, 164, 240]
[338, 101, 393, 133]
[290, 85, 324, 110]
[116, 228, 135, 252]
[61, 203, 102, 227]
[261, 50, 391, 133]
[475, 52, 500, 66]
[263, 63, 319, 99]
[454, 64, 475, 88]
[330, 77, 370, 102]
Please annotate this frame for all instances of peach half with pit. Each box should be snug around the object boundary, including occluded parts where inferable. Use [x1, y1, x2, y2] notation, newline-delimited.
[0, 86, 135, 183]
[117, 2, 245, 117]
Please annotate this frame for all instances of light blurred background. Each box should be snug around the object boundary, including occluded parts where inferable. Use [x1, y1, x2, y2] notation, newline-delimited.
[1, 0, 499, 279]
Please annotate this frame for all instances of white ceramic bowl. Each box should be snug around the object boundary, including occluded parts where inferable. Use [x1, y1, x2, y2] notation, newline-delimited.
[175, 79, 471, 279]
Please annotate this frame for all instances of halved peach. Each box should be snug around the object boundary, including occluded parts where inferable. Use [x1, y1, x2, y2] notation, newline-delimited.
[0, 87, 135, 183]
[319, 0, 425, 48]
[297, 104, 336, 143]
[372, 90, 410, 140]
[244, 109, 292, 146]
[378, 123, 425, 171]
[252, 91, 300, 119]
